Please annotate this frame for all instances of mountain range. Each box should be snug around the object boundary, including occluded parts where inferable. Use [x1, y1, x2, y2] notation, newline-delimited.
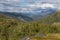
[0, 2, 59, 22]
[0, 8, 57, 22]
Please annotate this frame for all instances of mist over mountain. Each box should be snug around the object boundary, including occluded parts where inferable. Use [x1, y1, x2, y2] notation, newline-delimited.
[0, 0, 60, 21]
[0, 8, 57, 22]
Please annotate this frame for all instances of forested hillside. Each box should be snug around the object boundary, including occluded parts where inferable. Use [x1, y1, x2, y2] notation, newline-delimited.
[0, 11, 60, 40]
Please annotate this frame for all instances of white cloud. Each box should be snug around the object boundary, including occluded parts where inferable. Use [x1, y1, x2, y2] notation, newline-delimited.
[26, 3, 55, 9]
[0, 3, 56, 13]
[0, 0, 60, 13]
[41, 3, 55, 9]
[28, 4, 41, 8]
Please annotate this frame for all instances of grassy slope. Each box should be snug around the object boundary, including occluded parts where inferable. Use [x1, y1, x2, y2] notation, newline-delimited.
[0, 11, 60, 40]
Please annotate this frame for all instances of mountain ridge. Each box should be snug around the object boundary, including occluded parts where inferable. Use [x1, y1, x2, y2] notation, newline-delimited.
[0, 8, 56, 22]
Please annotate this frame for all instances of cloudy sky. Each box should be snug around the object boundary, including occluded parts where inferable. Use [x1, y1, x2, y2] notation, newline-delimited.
[0, 0, 60, 13]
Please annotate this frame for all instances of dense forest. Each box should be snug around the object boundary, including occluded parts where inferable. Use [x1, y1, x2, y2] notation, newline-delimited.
[0, 11, 60, 40]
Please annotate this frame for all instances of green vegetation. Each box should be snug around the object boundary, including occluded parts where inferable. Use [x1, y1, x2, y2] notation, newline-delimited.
[30, 34, 60, 40]
[0, 11, 60, 40]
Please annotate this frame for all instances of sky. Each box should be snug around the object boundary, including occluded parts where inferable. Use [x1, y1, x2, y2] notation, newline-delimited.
[0, 0, 60, 13]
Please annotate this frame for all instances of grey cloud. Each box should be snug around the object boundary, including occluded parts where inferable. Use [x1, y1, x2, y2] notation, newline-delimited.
[0, 0, 60, 13]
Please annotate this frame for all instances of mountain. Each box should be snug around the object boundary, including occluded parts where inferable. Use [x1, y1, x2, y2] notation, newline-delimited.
[0, 8, 57, 22]
[0, 10, 60, 40]
[0, 1, 58, 22]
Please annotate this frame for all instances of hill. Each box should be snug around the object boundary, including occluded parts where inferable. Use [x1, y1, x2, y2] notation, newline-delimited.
[0, 11, 60, 40]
